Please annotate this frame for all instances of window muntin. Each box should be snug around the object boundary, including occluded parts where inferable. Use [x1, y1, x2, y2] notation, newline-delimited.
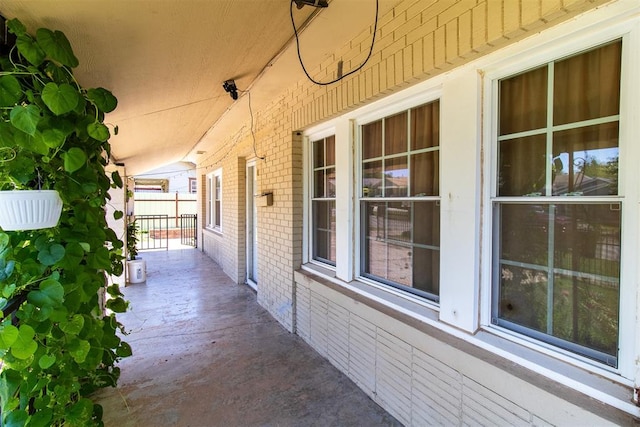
[360, 100, 440, 301]
[207, 169, 222, 231]
[311, 136, 336, 265]
[493, 40, 622, 366]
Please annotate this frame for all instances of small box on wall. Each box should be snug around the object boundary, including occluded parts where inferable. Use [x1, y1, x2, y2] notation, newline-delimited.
[256, 192, 273, 207]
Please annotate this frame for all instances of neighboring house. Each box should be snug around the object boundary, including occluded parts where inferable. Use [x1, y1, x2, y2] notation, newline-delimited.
[196, 1, 640, 425]
[133, 162, 197, 193]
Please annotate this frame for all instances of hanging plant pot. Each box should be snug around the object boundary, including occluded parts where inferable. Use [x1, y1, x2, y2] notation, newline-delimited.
[0, 190, 63, 231]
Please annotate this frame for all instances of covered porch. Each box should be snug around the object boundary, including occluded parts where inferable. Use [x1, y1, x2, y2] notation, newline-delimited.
[94, 248, 399, 426]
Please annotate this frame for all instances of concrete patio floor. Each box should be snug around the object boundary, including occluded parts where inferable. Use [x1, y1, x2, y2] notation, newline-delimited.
[94, 248, 400, 427]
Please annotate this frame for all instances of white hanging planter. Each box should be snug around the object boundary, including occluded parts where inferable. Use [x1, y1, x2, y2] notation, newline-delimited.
[0, 190, 63, 231]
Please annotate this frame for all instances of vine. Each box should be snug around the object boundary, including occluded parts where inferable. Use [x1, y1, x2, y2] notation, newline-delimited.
[0, 18, 130, 426]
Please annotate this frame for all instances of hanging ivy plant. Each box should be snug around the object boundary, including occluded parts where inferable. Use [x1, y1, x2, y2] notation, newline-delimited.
[0, 18, 130, 426]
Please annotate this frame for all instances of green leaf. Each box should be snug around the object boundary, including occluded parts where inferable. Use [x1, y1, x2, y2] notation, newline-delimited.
[38, 354, 56, 369]
[27, 279, 64, 308]
[88, 246, 111, 270]
[6, 18, 27, 36]
[41, 82, 80, 115]
[79, 242, 91, 252]
[10, 324, 37, 359]
[66, 398, 93, 424]
[0, 369, 21, 414]
[62, 147, 87, 173]
[116, 341, 132, 357]
[4, 409, 29, 426]
[37, 243, 65, 266]
[113, 210, 124, 220]
[111, 170, 123, 188]
[27, 409, 53, 427]
[68, 338, 90, 363]
[87, 122, 109, 142]
[0, 324, 19, 349]
[60, 314, 84, 336]
[26, 132, 51, 156]
[39, 128, 67, 148]
[0, 233, 9, 251]
[36, 28, 79, 68]
[10, 104, 41, 135]
[16, 34, 46, 66]
[106, 297, 127, 313]
[61, 242, 84, 268]
[0, 75, 23, 107]
[2, 283, 16, 298]
[87, 87, 118, 113]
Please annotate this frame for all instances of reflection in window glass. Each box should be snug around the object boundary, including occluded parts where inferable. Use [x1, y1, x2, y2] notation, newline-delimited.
[362, 201, 440, 298]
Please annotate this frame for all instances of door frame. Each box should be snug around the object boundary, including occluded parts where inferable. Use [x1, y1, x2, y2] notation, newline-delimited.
[246, 160, 258, 290]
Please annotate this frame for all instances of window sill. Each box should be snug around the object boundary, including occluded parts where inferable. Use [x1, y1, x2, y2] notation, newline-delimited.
[296, 265, 639, 422]
[203, 227, 222, 237]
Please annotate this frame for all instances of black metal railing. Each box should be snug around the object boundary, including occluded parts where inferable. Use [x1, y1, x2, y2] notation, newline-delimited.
[180, 214, 197, 247]
[136, 214, 169, 251]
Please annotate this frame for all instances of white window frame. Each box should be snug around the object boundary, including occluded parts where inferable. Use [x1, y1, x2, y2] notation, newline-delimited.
[206, 168, 222, 232]
[355, 99, 442, 302]
[305, 127, 338, 269]
[481, 16, 640, 379]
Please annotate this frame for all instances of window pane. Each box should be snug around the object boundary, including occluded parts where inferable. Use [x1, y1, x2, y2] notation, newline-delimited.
[497, 202, 621, 361]
[552, 204, 621, 277]
[388, 243, 412, 287]
[500, 204, 549, 265]
[498, 264, 548, 333]
[326, 167, 336, 198]
[499, 65, 547, 135]
[362, 160, 382, 197]
[385, 111, 408, 156]
[313, 139, 324, 168]
[214, 201, 221, 227]
[552, 122, 619, 196]
[386, 202, 410, 243]
[414, 202, 440, 247]
[552, 273, 618, 357]
[411, 151, 439, 196]
[411, 101, 439, 150]
[362, 201, 440, 298]
[413, 247, 439, 296]
[554, 41, 621, 126]
[314, 170, 325, 198]
[326, 135, 335, 166]
[313, 200, 336, 264]
[363, 120, 382, 160]
[498, 134, 546, 196]
[385, 157, 408, 197]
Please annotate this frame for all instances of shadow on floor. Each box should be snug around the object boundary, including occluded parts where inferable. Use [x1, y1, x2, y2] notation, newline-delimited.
[94, 248, 401, 427]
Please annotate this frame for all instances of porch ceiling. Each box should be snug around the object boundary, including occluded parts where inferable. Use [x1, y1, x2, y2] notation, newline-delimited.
[0, 0, 399, 175]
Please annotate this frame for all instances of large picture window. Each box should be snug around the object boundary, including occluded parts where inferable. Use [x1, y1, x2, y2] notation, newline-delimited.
[492, 40, 622, 366]
[311, 135, 336, 265]
[207, 169, 222, 231]
[360, 100, 440, 300]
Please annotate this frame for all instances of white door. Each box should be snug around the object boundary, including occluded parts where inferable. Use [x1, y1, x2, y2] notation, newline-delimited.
[246, 162, 258, 289]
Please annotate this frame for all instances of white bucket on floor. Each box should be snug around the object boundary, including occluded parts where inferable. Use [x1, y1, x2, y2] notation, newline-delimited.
[127, 259, 146, 283]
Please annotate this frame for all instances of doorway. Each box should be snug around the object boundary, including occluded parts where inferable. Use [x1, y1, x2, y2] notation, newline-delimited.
[246, 161, 258, 290]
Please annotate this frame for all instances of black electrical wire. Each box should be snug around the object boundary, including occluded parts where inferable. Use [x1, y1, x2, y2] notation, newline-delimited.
[290, 0, 379, 86]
